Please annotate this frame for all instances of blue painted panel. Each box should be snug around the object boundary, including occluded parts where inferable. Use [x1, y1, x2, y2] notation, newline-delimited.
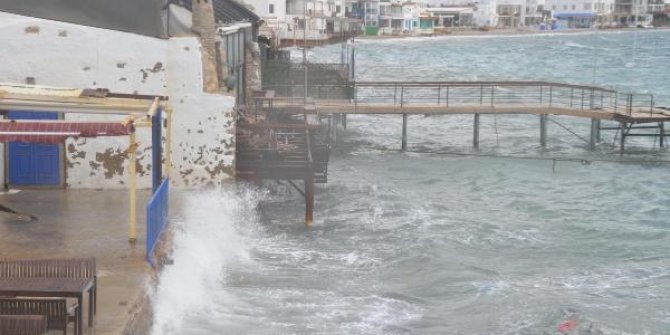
[8, 111, 61, 186]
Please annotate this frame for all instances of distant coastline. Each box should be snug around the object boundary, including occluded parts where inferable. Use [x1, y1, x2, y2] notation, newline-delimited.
[356, 26, 670, 41]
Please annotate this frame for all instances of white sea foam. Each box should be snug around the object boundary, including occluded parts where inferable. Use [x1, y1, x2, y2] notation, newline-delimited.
[150, 188, 264, 334]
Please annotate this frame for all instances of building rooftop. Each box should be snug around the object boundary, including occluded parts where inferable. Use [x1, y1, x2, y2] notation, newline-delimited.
[177, 0, 261, 25]
[0, 0, 167, 38]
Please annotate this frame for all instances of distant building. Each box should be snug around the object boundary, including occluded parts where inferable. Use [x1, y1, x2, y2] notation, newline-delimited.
[614, 0, 653, 26]
[496, 0, 524, 27]
[546, 0, 615, 27]
[239, 0, 355, 46]
[424, 7, 476, 28]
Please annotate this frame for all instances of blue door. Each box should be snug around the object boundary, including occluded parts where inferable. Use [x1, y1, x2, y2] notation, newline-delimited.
[8, 111, 61, 186]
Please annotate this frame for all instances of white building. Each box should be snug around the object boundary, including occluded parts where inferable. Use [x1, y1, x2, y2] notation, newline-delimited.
[0, 0, 260, 189]
[546, 0, 614, 27]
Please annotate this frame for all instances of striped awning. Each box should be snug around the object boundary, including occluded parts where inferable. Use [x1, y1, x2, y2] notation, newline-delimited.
[0, 121, 131, 144]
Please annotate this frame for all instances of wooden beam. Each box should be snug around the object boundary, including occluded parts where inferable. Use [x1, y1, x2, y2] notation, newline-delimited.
[128, 131, 138, 243]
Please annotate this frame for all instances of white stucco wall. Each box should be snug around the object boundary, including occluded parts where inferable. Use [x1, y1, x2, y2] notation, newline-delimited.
[167, 38, 236, 188]
[0, 12, 235, 189]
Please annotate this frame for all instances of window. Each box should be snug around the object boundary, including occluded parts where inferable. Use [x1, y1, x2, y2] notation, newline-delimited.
[584, 3, 591, 10]
[336, 5, 341, 13]
[552, 5, 556, 10]
[269, 3, 274, 14]
[571, 4, 576, 10]
[563, 5, 567, 10]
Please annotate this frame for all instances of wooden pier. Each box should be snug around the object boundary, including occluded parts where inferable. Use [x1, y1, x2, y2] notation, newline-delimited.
[239, 81, 670, 224]
[266, 81, 670, 152]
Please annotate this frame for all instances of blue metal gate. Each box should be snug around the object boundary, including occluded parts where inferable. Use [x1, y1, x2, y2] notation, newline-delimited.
[8, 111, 61, 186]
[146, 178, 169, 266]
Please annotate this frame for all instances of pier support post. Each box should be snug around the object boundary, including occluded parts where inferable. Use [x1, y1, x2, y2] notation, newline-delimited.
[333, 114, 338, 143]
[343, 114, 347, 130]
[540, 114, 547, 147]
[473, 113, 480, 149]
[660, 122, 665, 148]
[589, 118, 598, 150]
[401, 113, 408, 151]
[620, 122, 627, 154]
[595, 119, 601, 142]
[305, 176, 314, 226]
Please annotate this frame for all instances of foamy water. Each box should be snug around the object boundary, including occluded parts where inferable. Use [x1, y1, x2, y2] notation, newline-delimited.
[152, 30, 670, 334]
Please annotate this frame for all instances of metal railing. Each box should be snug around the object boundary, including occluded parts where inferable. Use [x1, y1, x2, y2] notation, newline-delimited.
[270, 81, 660, 117]
[146, 178, 169, 266]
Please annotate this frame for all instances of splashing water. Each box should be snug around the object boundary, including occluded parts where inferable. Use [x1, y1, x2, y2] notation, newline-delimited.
[151, 188, 264, 334]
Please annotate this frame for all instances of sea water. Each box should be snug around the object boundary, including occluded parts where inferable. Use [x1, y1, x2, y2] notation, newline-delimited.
[152, 30, 670, 334]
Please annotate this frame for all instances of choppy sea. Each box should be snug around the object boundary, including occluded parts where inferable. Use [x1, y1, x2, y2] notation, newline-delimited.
[152, 30, 670, 334]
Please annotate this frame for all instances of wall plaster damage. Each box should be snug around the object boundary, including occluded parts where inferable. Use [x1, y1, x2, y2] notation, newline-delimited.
[0, 12, 235, 188]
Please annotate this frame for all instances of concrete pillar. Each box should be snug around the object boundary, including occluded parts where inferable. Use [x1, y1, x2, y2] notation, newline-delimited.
[473, 113, 480, 149]
[540, 114, 547, 147]
[595, 119, 601, 142]
[401, 113, 408, 151]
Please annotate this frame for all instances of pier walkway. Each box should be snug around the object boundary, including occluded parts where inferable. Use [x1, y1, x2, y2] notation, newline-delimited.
[262, 81, 670, 151]
[245, 80, 670, 224]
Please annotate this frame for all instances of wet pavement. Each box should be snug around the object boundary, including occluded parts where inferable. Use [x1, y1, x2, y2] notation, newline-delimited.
[0, 189, 152, 335]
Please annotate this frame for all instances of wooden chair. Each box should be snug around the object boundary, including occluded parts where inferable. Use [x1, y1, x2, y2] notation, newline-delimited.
[0, 314, 47, 335]
[0, 258, 97, 315]
[0, 298, 78, 335]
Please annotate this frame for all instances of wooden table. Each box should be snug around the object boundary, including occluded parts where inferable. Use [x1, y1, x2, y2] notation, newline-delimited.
[0, 278, 94, 335]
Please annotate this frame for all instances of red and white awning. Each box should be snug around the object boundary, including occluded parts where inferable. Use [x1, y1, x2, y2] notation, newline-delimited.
[0, 121, 132, 144]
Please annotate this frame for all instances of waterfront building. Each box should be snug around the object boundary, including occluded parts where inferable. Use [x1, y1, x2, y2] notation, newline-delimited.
[546, 0, 615, 27]
[613, 0, 653, 26]
[379, 0, 406, 34]
[496, 0, 525, 27]
[424, 7, 476, 28]
[0, 0, 260, 188]
[422, 0, 497, 27]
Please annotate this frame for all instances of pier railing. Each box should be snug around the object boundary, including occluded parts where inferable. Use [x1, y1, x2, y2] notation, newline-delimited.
[146, 178, 169, 266]
[270, 81, 660, 117]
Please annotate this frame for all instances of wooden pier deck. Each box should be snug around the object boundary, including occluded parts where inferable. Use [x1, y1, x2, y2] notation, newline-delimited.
[311, 101, 670, 122]
[245, 81, 669, 224]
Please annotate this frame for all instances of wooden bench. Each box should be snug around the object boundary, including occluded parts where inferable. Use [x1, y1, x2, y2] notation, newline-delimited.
[0, 258, 97, 315]
[0, 298, 78, 335]
[0, 314, 47, 335]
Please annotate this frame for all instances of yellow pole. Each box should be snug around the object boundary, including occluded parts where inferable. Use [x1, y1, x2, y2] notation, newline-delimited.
[165, 106, 173, 180]
[128, 130, 137, 243]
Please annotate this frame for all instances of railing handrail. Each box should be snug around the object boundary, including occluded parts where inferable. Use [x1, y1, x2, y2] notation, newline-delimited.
[261, 81, 661, 116]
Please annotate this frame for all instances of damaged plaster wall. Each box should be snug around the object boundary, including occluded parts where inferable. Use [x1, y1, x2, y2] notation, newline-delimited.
[0, 12, 236, 188]
[167, 38, 235, 188]
[0, 12, 164, 188]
